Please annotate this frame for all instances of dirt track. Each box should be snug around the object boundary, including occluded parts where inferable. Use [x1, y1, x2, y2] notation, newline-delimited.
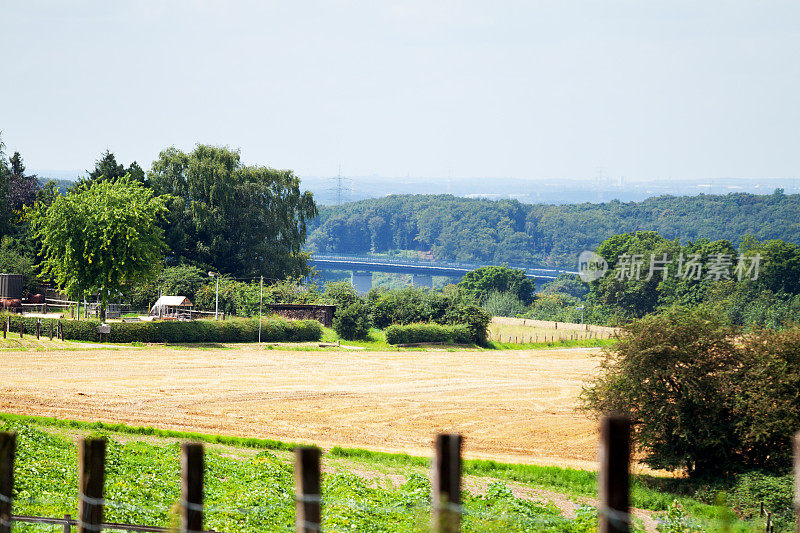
[0, 345, 603, 467]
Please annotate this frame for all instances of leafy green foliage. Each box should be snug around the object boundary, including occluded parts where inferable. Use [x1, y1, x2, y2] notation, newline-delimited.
[385, 323, 472, 345]
[307, 192, 800, 269]
[0, 236, 37, 292]
[367, 286, 489, 343]
[1, 422, 612, 533]
[30, 178, 167, 312]
[6, 151, 40, 214]
[657, 501, 701, 532]
[0, 313, 322, 343]
[321, 280, 360, 307]
[581, 308, 742, 476]
[733, 327, 800, 470]
[332, 300, 372, 340]
[459, 266, 536, 305]
[148, 145, 318, 279]
[85, 150, 146, 186]
[481, 290, 527, 317]
[582, 307, 800, 477]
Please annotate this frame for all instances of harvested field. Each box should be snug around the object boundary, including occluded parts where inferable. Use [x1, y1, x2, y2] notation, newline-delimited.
[0, 344, 604, 468]
[489, 317, 618, 344]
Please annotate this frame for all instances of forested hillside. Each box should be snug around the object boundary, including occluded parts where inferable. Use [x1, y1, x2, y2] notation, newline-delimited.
[307, 190, 800, 268]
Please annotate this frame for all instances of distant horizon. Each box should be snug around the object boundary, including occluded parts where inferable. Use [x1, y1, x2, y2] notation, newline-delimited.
[31, 166, 800, 207]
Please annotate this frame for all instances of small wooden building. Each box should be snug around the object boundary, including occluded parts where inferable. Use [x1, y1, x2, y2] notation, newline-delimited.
[151, 296, 194, 319]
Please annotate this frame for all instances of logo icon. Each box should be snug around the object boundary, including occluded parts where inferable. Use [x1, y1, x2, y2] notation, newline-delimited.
[578, 251, 608, 282]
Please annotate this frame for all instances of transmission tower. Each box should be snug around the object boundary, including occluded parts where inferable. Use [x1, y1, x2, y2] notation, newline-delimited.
[328, 166, 352, 205]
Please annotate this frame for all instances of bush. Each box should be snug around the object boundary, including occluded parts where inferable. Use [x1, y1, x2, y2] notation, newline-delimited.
[443, 304, 490, 344]
[333, 300, 372, 340]
[581, 306, 800, 477]
[580, 307, 741, 476]
[481, 290, 527, 317]
[385, 323, 472, 345]
[322, 281, 360, 308]
[0, 313, 322, 344]
[367, 286, 490, 344]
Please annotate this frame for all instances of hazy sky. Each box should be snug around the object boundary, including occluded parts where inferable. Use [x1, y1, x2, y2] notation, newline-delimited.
[2, 1, 799, 181]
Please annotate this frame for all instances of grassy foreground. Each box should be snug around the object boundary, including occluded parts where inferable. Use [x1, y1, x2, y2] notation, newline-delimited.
[0, 414, 771, 532]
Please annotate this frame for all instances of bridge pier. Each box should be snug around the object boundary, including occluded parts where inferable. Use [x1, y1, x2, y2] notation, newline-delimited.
[411, 274, 433, 288]
[350, 271, 373, 294]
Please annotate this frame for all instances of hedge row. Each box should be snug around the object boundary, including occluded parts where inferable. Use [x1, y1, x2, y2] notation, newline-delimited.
[0, 314, 322, 344]
[385, 323, 473, 345]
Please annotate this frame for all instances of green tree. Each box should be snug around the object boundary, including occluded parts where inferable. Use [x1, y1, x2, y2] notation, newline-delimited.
[580, 307, 741, 476]
[30, 178, 167, 316]
[0, 236, 37, 292]
[149, 145, 318, 278]
[481, 290, 527, 317]
[322, 280, 360, 308]
[86, 150, 147, 185]
[458, 265, 536, 305]
[589, 231, 681, 319]
[6, 151, 40, 216]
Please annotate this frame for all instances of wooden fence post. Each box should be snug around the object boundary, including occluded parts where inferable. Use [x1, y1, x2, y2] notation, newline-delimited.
[2, 316, 5, 339]
[294, 447, 321, 533]
[78, 438, 106, 533]
[50, 321, 54, 341]
[181, 443, 204, 533]
[599, 416, 631, 533]
[18, 320, 22, 339]
[432, 433, 462, 533]
[0, 433, 15, 533]
[63, 514, 72, 533]
[36, 319, 40, 340]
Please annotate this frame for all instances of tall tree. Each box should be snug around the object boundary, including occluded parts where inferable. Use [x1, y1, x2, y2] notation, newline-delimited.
[86, 150, 146, 185]
[7, 151, 40, 213]
[458, 265, 536, 305]
[148, 145, 318, 279]
[30, 178, 167, 316]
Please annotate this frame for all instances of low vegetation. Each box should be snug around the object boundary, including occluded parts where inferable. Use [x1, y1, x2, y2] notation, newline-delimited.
[0, 415, 779, 531]
[385, 323, 472, 345]
[0, 313, 322, 344]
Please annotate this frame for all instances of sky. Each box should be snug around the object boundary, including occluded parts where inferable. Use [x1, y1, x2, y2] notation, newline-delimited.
[1, 1, 799, 182]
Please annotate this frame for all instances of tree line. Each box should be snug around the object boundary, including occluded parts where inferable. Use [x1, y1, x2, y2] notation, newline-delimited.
[307, 192, 800, 268]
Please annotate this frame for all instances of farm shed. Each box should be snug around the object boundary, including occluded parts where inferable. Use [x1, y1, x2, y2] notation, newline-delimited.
[151, 295, 194, 319]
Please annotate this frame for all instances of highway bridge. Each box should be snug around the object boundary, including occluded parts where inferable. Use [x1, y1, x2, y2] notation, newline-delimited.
[308, 254, 578, 293]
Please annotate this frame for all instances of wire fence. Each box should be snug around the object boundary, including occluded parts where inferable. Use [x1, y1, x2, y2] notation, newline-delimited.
[0, 421, 787, 533]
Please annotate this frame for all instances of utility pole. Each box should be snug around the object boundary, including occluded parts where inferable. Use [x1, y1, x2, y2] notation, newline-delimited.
[209, 272, 220, 320]
[258, 276, 263, 345]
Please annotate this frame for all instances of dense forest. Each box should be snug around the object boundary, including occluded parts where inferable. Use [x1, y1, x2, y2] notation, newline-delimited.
[307, 192, 800, 268]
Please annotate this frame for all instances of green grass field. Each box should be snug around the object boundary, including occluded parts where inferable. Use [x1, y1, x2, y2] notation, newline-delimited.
[0, 414, 774, 532]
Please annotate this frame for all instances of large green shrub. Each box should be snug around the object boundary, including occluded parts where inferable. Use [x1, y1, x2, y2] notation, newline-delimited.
[367, 286, 490, 343]
[385, 323, 472, 345]
[581, 306, 800, 477]
[332, 300, 372, 340]
[580, 307, 741, 476]
[0, 313, 321, 343]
